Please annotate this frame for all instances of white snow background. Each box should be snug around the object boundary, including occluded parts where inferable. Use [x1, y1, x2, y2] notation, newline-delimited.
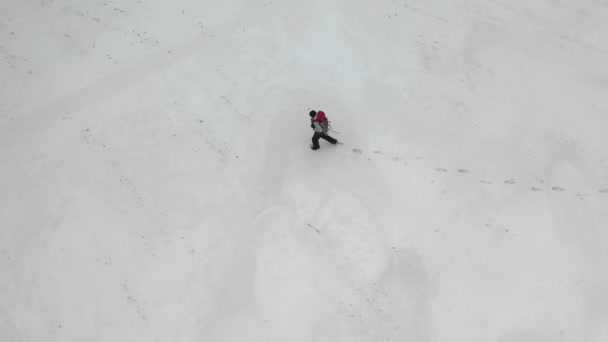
[1, 0, 608, 341]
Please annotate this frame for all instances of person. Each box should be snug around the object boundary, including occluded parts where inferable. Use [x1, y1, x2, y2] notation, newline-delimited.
[309, 110, 338, 150]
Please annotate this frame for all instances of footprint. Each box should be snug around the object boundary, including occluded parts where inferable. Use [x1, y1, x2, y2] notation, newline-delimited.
[480, 180, 492, 185]
[352, 149, 363, 154]
[504, 179, 516, 185]
[391, 157, 407, 165]
[531, 187, 543, 192]
[457, 169, 470, 174]
[552, 186, 565, 192]
[435, 168, 448, 173]
[373, 150, 384, 155]
[599, 188, 608, 194]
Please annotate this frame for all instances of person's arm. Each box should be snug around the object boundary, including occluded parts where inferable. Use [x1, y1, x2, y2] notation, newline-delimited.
[313, 121, 324, 132]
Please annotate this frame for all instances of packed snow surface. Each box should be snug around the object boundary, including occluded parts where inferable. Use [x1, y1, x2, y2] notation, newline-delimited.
[1, 0, 608, 341]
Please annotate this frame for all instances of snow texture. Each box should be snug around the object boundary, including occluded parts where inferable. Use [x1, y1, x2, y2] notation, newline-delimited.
[1, 0, 608, 341]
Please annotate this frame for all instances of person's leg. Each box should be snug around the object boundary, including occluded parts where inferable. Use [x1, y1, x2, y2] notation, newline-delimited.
[321, 134, 338, 144]
[311, 133, 321, 150]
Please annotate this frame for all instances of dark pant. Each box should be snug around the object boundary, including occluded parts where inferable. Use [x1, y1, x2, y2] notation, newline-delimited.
[311, 132, 337, 150]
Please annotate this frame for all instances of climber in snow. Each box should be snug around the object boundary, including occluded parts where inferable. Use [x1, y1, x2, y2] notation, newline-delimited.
[309, 110, 338, 150]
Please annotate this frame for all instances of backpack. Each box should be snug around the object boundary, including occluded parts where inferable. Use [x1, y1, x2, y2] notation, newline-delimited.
[316, 111, 328, 124]
[315, 111, 331, 129]
[311, 110, 334, 133]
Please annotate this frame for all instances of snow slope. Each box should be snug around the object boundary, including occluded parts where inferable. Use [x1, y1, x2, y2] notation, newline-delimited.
[1, 0, 608, 341]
